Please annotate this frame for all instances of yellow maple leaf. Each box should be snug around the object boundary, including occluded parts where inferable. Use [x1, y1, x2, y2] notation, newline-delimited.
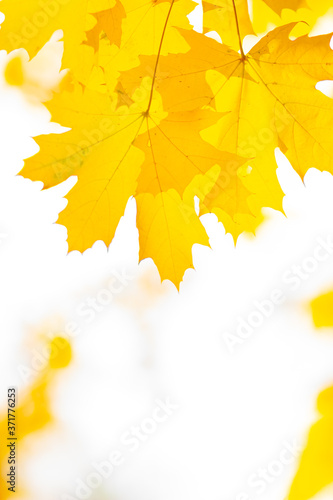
[17, 0, 251, 286]
[84, 0, 198, 92]
[0, 0, 95, 60]
[118, 0, 195, 58]
[202, 0, 254, 50]
[21, 75, 243, 284]
[117, 26, 270, 234]
[117, 27, 247, 113]
[137, 190, 209, 286]
[6, 0, 333, 285]
[84, 0, 126, 53]
[252, 0, 333, 38]
[118, 20, 333, 237]
[262, 0, 307, 15]
[0, 0, 197, 87]
[202, 0, 333, 50]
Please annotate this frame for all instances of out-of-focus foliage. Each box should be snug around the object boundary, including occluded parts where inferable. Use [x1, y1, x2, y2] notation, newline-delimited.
[288, 292, 333, 499]
[289, 386, 333, 499]
[4, 39, 65, 101]
[0, 335, 72, 498]
[311, 291, 333, 328]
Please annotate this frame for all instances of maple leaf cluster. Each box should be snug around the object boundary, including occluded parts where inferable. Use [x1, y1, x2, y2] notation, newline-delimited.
[1, 0, 333, 286]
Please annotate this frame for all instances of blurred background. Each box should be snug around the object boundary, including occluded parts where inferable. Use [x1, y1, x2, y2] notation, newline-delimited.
[1, 2, 333, 500]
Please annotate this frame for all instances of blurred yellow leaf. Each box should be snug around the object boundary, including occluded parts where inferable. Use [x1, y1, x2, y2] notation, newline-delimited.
[289, 386, 333, 500]
[0, 336, 72, 498]
[203, 0, 333, 48]
[288, 290, 333, 499]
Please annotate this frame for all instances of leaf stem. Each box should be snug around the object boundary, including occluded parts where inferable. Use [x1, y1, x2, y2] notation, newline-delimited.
[232, 0, 245, 59]
[146, 0, 175, 114]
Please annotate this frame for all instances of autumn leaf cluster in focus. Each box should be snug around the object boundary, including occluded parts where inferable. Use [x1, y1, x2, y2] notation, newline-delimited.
[1, 0, 333, 286]
[287, 290, 333, 500]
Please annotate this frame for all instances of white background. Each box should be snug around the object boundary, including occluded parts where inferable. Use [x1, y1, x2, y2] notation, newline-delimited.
[1, 3, 333, 500]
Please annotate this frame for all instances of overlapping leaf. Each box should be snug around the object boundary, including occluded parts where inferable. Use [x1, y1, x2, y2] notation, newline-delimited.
[199, 23, 333, 228]
[120, 19, 333, 237]
[203, 0, 333, 49]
